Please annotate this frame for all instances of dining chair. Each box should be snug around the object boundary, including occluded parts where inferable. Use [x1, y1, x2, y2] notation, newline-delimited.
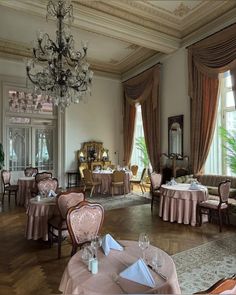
[150, 172, 163, 212]
[194, 274, 236, 294]
[35, 171, 53, 183]
[37, 177, 58, 196]
[130, 168, 146, 193]
[24, 166, 38, 177]
[31, 171, 53, 197]
[83, 169, 101, 197]
[48, 189, 85, 259]
[1, 170, 18, 205]
[111, 170, 126, 197]
[130, 165, 138, 177]
[197, 179, 231, 232]
[67, 201, 104, 256]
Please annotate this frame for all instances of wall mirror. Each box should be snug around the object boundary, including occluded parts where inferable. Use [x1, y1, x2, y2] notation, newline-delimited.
[168, 115, 183, 158]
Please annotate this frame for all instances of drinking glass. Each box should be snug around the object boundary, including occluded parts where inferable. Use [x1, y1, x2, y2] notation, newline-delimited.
[138, 233, 150, 261]
[151, 250, 163, 271]
[91, 235, 102, 258]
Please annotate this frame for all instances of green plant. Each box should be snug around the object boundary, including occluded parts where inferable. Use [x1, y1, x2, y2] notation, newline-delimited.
[219, 127, 236, 174]
[135, 137, 149, 167]
[0, 143, 4, 170]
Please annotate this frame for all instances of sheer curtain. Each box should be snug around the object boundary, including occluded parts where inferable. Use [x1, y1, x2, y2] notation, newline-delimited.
[188, 23, 236, 174]
[123, 64, 161, 171]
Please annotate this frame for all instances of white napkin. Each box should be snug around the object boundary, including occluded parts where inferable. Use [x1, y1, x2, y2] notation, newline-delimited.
[120, 258, 155, 288]
[101, 234, 123, 256]
[48, 190, 57, 197]
[189, 183, 199, 190]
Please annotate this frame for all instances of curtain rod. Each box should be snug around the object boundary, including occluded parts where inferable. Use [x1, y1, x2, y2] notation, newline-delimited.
[123, 62, 162, 83]
[186, 22, 236, 49]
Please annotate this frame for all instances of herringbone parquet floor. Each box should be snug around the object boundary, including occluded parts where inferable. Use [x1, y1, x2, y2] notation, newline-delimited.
[0, 197, 235, 295]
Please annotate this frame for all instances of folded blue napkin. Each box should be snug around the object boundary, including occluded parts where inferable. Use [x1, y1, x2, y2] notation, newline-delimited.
[120, 258, 155, 288]
[189, 183, 199, 190]
[48, 190, 57, 197]
[101, 234, 123, 256]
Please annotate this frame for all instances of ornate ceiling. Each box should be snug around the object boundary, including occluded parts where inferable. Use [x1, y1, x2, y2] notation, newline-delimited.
[0, 0, 235, 76]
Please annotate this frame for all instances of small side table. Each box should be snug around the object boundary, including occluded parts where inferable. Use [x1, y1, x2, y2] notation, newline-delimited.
[66, 171, 80, 188]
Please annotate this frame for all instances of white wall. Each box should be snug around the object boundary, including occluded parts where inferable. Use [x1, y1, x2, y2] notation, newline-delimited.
[160, 47, 190, 156]
[65, 74, 123, 171]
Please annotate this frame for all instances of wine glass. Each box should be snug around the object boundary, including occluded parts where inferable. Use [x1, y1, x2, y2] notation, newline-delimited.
[138, 233, 150, 261]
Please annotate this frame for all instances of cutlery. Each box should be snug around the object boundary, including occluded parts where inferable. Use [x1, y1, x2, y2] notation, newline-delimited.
[147, 264, 168, 281]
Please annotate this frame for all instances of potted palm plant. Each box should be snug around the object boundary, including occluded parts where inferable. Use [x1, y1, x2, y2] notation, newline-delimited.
[135, 137, 150, 183]
[219, 127, 236, 174]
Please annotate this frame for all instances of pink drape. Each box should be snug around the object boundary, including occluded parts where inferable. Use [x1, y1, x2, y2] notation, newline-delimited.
[123, 65, 161, 171]
[188, 23, 236, 174]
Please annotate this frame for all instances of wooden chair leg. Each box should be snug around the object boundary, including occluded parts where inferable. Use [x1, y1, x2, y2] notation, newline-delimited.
[140, 184, 144, 194]
[90, 186, 94, 198]
[199, 206, 202, 226]
[226, 208, 230, 225]
[58, 229, 62, 259]
[151, 196, 154, 212]
[218, 210, 222, 232]
[15, 191, 17, 205]
[8, 191, 11, 205]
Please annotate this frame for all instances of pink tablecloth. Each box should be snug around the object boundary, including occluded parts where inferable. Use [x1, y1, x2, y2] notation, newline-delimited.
[25, 197, 57, 241]
[59, 240, 181, 295]
[18, 177, 36, 207]
[159, 183, 208, 226]
[92, 171, 131, 195]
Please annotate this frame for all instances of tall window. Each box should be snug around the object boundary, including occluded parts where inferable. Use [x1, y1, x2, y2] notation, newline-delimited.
[130, 104, 149, 175]
[205, 72, 236, 175]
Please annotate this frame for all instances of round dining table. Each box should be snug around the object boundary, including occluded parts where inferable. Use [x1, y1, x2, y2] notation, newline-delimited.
[25, 196, 58, 241]
[59, 240, 181, 294]
[18, 176, 36, 207]
[92, 170, 131, 195]
[159, 183, 208, 226]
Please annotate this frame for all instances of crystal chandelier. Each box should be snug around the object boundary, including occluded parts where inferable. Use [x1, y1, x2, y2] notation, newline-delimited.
[26, 0, 93, 110]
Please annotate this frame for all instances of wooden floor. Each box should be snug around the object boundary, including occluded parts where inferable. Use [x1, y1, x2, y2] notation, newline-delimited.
[0, 195, 235, 295]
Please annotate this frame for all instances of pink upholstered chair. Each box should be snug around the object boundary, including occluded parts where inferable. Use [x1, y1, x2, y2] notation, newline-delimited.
[35, 171, 52, 183]
[24, 166, 38, 177]
[1, 170, 18, 205]
[48, 189, 85, 259]
[37, 177, 58, 196]
[67, 201, 104, 256]
[197, 179, 231, 232]
[31, 171, 53, 197]
[150, 172, 162, 212]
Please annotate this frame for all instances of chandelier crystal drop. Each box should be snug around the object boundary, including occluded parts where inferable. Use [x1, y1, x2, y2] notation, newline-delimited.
[26, 0, 93, 110]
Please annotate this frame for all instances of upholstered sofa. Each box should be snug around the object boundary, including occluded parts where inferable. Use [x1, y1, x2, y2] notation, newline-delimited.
[175, 174, 236, 198]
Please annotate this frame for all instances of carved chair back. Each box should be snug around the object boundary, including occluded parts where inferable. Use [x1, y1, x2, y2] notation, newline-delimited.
[37, 177, 58, 195]
[130, 165, 138, 177]
[67, 201, 104, 247]
[35, 171, 52, 183]
[24, 167, 38, 177]
[1, 170, 11, 186]
[83, 169, 93, 184]
[150, 172, 162, 190]
[57, 190, 85, 220]
[219, 179, 231, 203]
[112, 170, 125, 183]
